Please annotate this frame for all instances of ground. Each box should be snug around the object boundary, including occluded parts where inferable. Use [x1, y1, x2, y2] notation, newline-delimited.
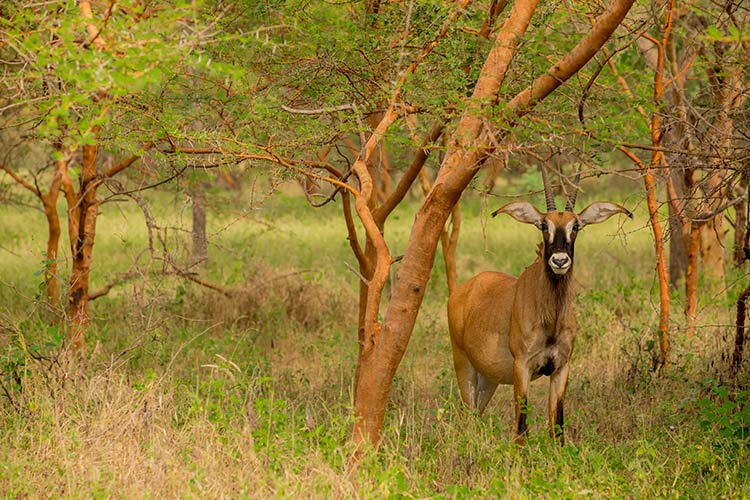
[0, 185, 748, 498]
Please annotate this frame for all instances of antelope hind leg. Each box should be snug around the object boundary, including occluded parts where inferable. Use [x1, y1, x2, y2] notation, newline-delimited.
[451, 343, 479, 409]
[476, 373, 498, 415]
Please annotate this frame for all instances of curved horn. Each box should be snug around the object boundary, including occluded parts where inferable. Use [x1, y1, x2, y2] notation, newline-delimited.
[539, 165, 556, 212]
[565, 166, 582, 212]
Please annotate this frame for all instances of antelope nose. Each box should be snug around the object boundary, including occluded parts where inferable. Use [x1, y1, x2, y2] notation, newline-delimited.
[552, 256, 569, 267]
[548, 253, 571, 274]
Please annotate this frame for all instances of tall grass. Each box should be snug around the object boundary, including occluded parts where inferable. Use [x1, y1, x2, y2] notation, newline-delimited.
[1, 186, 748, 498]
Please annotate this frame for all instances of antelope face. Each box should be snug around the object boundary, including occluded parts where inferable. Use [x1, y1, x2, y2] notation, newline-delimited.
[539, 212, 580, 276]
[492, 200, 632, 275]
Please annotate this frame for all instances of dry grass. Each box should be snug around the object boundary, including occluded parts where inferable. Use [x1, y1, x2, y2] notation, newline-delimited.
[196, 263, 357, 334]
[1, 192, 749, 498]
[0, 364, 364, 499]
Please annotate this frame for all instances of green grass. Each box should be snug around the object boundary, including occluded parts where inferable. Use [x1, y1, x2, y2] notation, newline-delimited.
[1, 185, 749, 498]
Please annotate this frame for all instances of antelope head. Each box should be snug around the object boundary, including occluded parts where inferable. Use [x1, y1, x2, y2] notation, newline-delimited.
[491, 167, 632, 278]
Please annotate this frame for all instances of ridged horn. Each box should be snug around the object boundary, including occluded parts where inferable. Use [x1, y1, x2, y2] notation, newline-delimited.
[539, 165, 556, 212]
[565, 166, 582, 212]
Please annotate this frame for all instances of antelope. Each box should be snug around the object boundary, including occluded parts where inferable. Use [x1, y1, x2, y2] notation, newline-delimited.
[447, 168, 631, 444]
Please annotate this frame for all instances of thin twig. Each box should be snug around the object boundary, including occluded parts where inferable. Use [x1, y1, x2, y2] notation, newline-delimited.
[280, 103, 356, 115]
[344, 261, 370, 285]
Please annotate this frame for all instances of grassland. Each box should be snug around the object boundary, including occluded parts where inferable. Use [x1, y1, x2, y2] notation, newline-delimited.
[1, 183, 749, 499]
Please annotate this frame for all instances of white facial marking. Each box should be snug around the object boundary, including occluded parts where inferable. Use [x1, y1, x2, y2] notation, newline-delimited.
[565, 220, 575, 243]
[548, 252, 571, 275]
[547, 220, 555, 244]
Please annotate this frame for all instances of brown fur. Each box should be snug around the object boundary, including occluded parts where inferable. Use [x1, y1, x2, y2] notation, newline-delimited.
[448, 201, 631, 444]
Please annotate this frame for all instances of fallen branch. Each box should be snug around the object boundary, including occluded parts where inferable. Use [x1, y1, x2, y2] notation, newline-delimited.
[167, 269, 236, 297]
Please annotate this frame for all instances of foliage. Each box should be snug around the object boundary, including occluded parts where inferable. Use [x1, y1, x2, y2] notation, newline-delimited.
[695, 379, 750, 442]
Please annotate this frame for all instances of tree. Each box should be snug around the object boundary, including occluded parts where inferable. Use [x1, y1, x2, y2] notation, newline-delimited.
[336, 0, 637, 447]
[578, 0, 750, 365]
[0, 1, 256, 352]
[244, 0, 639, 449]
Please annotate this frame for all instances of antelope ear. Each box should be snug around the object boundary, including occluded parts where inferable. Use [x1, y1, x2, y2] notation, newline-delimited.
[492, 202, 544, 227]
[577, 202, 632, 227]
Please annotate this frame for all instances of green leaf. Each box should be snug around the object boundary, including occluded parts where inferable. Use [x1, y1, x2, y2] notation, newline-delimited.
[705, 25, 724, 39]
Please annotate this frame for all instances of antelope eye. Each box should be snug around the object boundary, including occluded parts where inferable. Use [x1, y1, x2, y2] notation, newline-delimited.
[572, 222, 580, 231]
[540, 222, 548, 231]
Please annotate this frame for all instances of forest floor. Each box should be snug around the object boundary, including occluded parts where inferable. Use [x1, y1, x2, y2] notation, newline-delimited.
[1, 186, 749, 499]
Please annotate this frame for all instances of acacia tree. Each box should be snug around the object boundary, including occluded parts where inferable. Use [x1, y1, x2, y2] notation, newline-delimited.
[578, 0, 750, 366]
[1, 3, 162, 344]
[0, 142, 66, 309]
[596, 0, 679, 369]
[0, 1, 256, 352]
[250, 0, 637, 448]
[276, 0, 634, 447]
[681, 4, 749, 338]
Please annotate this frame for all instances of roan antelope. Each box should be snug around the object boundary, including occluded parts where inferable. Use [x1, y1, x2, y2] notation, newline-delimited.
[447, 168, 631, 444]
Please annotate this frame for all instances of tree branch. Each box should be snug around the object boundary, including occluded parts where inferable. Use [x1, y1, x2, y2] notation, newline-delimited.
[78, 0, 107, 49]
[478, 0, 510, 39]
[103, 141, 157, 178]
[504, 0, 637, 119]
[89, 269, 143, 301]
[0, 163, 41, 197]
[375, 119, 447, 223]
[694, 191, 749, 221]
[343, 188, 369, 274]
[172, 270, 235, 297]
[281, 103, 356, 115]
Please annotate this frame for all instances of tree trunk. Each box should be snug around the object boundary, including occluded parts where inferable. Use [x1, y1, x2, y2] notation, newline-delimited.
[698, 169, 727, 295]
[2, 149, 68, 310]
[698, 60, 747, 295]
[643, 166, 670, 367]
[620, 145, 671, 365]
[190, 186, 208, 267]
[734, 191, 748, 267]
[353, 177, 470, 444]
[667, 167, 688, 289]
[418, 163, 461, 295]
[42, 146, 69, 309]
[685, 220, 702, 338]
[67, 144, 100, 352]
[668, 205, 688, 289]
[353, 235, 379, 395]
[699, 212, 726, 293]
[41, 193, 61, 308]
[351, 0, 636, 447]
[614, 0, 674, 368]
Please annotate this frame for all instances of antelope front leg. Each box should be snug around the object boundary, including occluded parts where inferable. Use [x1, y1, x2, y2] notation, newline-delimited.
[513, 359, 531, 445]
[548, 363, 570, 445]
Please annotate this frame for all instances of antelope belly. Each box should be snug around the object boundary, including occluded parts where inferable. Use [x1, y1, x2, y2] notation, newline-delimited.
[464, 334, 515, 385]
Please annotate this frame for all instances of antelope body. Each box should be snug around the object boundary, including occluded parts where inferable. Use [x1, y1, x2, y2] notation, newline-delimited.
[448, 171, 630, 444]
